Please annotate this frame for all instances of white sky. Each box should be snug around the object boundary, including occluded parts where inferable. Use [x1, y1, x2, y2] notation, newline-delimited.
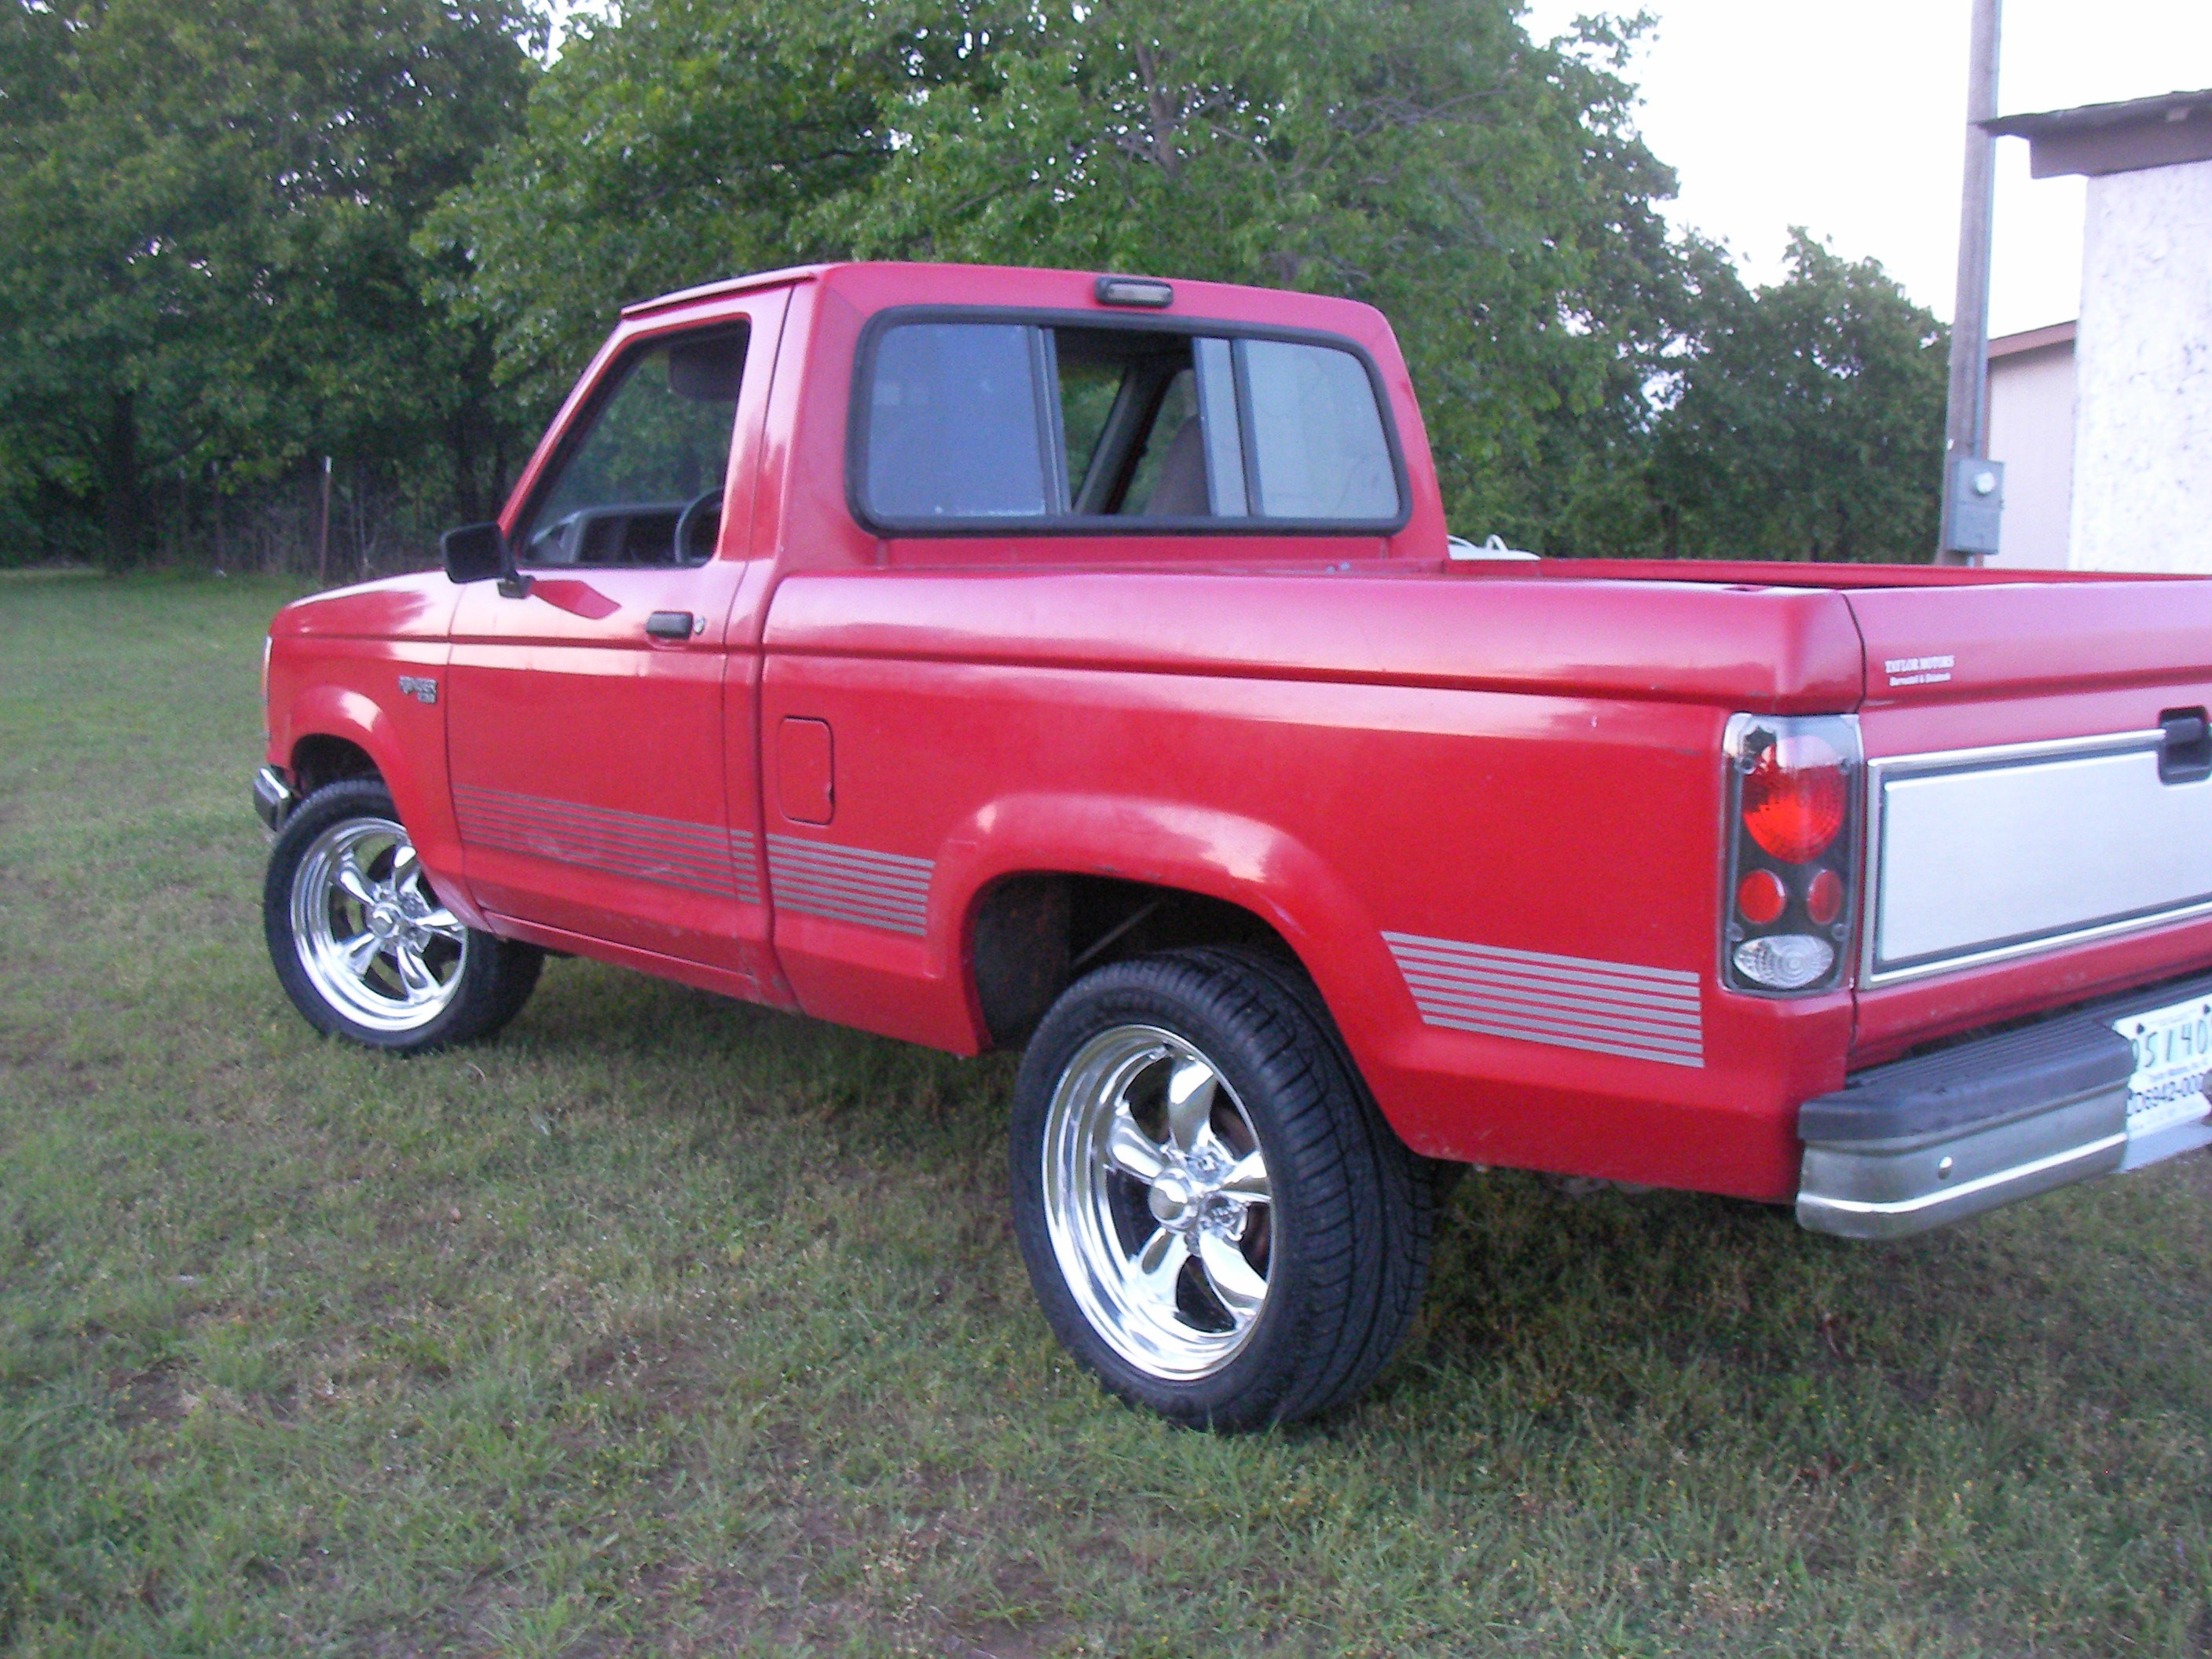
[1519, 0, 2212, 337]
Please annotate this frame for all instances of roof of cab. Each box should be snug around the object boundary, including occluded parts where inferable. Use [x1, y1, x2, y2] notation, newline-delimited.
[619, 263, 831, 318]
[616, 261, 1394, 345]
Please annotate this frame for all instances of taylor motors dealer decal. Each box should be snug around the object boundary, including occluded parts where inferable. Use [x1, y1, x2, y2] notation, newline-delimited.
[1884, 654, 1954, 689]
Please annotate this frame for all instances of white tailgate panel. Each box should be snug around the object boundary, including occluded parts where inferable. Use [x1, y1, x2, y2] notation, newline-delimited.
[1873, 738, 2212, 976]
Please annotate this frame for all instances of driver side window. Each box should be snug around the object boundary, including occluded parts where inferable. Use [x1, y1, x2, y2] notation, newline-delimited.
[520, 325, 749, 567]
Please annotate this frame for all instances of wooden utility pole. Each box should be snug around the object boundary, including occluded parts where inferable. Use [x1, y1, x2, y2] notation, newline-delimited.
[316, 455, 332, 587]
[1937, 0, 2003, 564]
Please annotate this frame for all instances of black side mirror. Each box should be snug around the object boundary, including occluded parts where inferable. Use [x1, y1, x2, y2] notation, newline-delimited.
[441, 522, 505, 584]
[440, 521, 531, 596]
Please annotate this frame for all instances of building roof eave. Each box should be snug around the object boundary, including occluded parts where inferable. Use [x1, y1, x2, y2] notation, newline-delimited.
[1983, 88, 2212, 178]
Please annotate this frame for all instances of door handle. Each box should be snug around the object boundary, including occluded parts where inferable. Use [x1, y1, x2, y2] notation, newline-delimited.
[646, 610, 698, 640]
[2159, 707, 2212, 784]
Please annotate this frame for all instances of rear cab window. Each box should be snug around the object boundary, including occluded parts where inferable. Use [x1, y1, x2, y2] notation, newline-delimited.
[850, 311, 1406, 537]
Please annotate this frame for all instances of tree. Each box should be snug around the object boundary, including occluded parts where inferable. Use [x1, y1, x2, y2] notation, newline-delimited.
[0, 0, 536, 566]
[435, 0, 1694, 549]
[1647, 232, 1947, 562]
[4, 0, 1948, 569]
[426, 0, 920, 410]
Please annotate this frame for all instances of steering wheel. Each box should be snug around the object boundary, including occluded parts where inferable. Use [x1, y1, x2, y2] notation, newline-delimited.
[672, 486, 724, 564]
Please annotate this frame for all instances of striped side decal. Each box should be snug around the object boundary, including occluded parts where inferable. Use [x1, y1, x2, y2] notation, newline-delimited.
[453, 785, 760, 902]
[766, 834, 933, 936]
[1382, 932, 1705, 1068]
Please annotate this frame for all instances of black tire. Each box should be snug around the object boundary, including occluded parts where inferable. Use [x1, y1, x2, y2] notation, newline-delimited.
[263, 778, 542, 1052]
[1010, 947, 1435, 1429]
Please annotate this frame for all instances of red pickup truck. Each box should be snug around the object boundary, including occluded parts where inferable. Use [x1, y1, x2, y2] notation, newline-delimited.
[256, 261, 2212, 1428]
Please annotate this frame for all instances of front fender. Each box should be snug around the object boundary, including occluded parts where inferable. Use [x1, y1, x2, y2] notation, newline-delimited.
[273, 652, 484, 932]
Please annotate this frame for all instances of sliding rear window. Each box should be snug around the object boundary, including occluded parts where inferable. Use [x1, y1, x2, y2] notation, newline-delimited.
[851, 313, 1406, 535]
[864, 324, 1050, 520]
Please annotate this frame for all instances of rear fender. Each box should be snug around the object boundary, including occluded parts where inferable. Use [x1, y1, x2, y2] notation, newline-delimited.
[941, 793, 1408, 1110]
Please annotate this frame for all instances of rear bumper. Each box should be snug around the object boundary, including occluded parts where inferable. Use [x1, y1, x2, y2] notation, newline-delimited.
[1796, 976, 2212, 1238]
[251, 765, 295, 835]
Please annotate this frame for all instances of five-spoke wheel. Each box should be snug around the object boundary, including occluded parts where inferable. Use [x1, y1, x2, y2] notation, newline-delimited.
[264, 778, 542, 1051]
[1013, 948, 1436, 1430]
[1042, 1025, 1275, 1380]
[289, 815, 470, 1032]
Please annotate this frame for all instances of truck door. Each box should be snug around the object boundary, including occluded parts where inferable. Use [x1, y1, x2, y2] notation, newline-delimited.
[445, 294, 789, 1001]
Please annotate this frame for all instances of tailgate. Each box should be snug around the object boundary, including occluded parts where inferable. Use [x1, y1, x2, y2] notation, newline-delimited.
[1848, 577, 2212, 1049]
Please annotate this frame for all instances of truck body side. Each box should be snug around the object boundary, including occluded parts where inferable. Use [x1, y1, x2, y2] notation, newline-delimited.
[263, 261, 2212, 1212]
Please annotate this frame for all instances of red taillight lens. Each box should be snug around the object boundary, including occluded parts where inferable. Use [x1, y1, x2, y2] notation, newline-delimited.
[1805, 868, 1844, 926]
[1741, 734, 1847, 863]
[1737, 869, 1787, 925]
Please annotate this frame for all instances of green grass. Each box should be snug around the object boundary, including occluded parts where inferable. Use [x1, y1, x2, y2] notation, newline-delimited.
[1, 572, 2208, 1657]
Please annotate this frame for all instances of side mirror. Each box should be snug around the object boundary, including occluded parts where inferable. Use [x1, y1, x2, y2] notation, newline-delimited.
[440, 521, 531, 596]
[441, 521, 506, 584]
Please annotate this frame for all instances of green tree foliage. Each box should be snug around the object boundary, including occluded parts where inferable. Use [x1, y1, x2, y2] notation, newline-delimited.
[435, 0, 1693, 550]
[426, 0, 909, 401]
[0, 0, 535, 566]
[1648, 233, 1949, 561]
[2, 0, 1949, 568]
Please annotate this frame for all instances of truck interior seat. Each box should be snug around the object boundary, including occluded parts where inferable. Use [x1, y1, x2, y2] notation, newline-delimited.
[1140, 417, 1210, 517]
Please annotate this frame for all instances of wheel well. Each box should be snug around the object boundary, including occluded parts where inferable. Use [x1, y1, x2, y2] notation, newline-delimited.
[969, 873, 1299, 1048]
[290, 734, 380, 798]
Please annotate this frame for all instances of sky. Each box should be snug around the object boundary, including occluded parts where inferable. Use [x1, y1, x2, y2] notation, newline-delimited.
[1517, 0, 2212, 337]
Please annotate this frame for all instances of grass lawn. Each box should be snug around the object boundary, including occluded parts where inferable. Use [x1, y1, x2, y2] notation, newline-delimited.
[2, 572, 2209, 1657]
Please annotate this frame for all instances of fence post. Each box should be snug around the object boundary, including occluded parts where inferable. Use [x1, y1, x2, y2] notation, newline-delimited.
[317, 455, 332, 587]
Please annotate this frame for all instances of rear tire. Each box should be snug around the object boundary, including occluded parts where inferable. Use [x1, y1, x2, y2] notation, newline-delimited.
[1010, 947, 1434, 1429]
[264, 778, 542, 1052]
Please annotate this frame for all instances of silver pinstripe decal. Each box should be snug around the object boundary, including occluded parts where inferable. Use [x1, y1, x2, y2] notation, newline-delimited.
[1382, 932, 1705, 1068]
[453, 785, 760, 902]
[766, 834, 933, 936]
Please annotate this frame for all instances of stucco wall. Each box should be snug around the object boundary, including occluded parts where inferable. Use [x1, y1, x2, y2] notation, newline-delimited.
[2068, 156, 2212, 571]
[1985, 342, 2076, 569]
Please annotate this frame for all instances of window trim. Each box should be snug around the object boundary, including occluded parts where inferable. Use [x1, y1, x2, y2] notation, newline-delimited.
[845, 305, 1414, 539]
[510, 320, 753, 570]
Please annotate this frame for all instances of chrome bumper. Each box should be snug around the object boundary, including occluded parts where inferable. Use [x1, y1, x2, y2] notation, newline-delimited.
[1797, 979, 2212, 1239]
[251, 765, 295, 835]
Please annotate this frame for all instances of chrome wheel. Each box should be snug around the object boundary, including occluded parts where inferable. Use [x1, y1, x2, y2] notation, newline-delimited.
[1041, 1024, 1275, 1381]
[287, 816, 467, 1034]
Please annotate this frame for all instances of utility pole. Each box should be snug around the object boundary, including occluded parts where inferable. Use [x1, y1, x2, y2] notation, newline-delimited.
[1937, 0, 2004, 564]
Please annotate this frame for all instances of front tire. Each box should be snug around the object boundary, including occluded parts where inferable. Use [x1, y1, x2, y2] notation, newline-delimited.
[263, 778, 541, 1052]
[1010, 948, 1434, 1429]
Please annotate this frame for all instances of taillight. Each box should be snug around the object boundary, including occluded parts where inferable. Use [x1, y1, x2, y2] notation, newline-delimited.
[1723, 713, 1860, 994]
[1741, 734, 1847, 861]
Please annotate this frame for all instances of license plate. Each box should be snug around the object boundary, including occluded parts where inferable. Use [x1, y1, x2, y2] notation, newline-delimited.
[2112, 994, 2212, 1141]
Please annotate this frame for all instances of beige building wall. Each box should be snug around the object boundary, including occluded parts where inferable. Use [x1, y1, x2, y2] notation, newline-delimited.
[2068, 156, 2212, 572]
[1983, 326, 2076, 570]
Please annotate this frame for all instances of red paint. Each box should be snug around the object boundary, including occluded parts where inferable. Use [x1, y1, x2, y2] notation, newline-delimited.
[261, 261, 2212, 1205]
[523, 577, 624, 621]
[777, 718, 835, 825]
